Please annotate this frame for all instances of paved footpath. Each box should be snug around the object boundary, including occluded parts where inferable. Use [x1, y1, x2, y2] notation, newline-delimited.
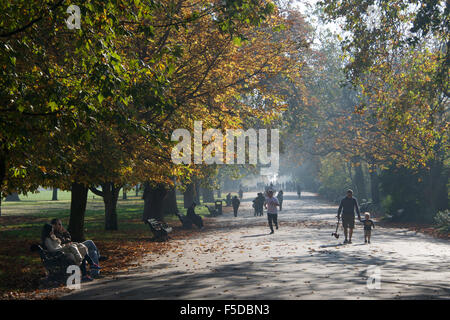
[64, 192, 450, 300]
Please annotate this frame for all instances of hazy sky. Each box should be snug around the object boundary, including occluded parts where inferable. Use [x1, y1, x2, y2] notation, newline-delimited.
[290, 0, 343, 46]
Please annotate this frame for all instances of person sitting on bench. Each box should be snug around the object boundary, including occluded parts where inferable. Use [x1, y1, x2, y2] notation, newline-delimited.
[41, 224, 100, 282]
[51, 218, 107, 277]
[187, 202, 203, 229]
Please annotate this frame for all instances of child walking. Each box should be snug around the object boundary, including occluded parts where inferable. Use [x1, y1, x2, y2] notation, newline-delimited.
[361, 212, 375, 243]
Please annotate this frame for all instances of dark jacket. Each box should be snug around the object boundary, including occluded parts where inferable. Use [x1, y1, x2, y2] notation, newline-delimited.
[338, 197, 361, 219]
[252, 195, 264, 209]
[362, 219, 375, 230]
[277, 193, 283, 202]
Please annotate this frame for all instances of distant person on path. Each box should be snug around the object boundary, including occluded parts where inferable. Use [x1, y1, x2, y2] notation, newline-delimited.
[253, 193, 265, 216]
[361, 212, 375, 244]
[187, 202, 204, 229]
[265, 190, 280, 234]
[252, 196, 257, 216]
[226, 193, 232, 206]
[296, 184, 302, 199]
[238, 188, 243, 200]
[232, 195, 240, 217]
[337, 189, 361, 244]
[51, 218, 107, 277]
[265, 183, 275, 197]
[276, 190, 284, 211]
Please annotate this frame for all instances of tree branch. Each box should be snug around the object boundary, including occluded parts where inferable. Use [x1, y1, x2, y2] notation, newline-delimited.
[89, 187, 104, 197]
[0, 0, 65, 38]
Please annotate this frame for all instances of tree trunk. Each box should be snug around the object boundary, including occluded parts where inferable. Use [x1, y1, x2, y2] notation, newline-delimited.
[102, 183, 120, 231]
[184, 183, 195, 208]
[202, 187, 215, 203]
[123, 189, 127, 200]
[346, 161, 355, 192]
[143, 182, 168, 221]
[163, 185, 178, 216]
[90, 183, 121, 230]
[432, 159, 449, 212]
[135, 184, 139, 197]
[369, 164, 380, 204]
[425, 159, 448, 220]
[352, 157, 367, 201]
[0, 153, 5, 216]
[143, 182, 151, 219]
[52, 188, 58, 201]
[5, 192, 20, 201]
[355, 165, 367, 201]
[194, 180, 200, 205]
[68, 182, 88, 242]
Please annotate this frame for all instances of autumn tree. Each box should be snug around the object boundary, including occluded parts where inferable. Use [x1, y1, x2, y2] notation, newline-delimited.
[279, 1, 450, 219]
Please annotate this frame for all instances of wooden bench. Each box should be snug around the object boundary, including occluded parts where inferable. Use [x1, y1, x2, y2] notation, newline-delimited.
[145, 218, 172, 241]
[205, 205, 220, 217]
[30, 244, 75, 285]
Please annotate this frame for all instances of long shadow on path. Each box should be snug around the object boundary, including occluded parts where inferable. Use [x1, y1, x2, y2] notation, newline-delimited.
[63, 192, 450, 300]
[64, 246, 450, 300]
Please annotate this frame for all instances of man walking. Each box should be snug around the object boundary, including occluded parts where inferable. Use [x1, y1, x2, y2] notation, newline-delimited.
[296, 184, 302, 199]
[265, 190, 280, 234]
[276, 190, 284, 211]
[337, 189, 361, 244]
[226, 193, 232, 206]
[253, 192, 265, 216]
[232, 195, 240, 217]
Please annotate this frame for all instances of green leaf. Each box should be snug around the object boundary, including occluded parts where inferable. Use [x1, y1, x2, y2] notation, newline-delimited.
[233, 36, 242, 46]
[48, 101, 58, 111]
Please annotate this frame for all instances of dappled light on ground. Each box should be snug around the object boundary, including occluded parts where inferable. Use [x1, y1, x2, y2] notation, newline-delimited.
[64, 192, 450, 300]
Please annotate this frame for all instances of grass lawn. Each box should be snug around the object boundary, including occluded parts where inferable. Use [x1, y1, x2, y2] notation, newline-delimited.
[0, 190, 219, 298]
